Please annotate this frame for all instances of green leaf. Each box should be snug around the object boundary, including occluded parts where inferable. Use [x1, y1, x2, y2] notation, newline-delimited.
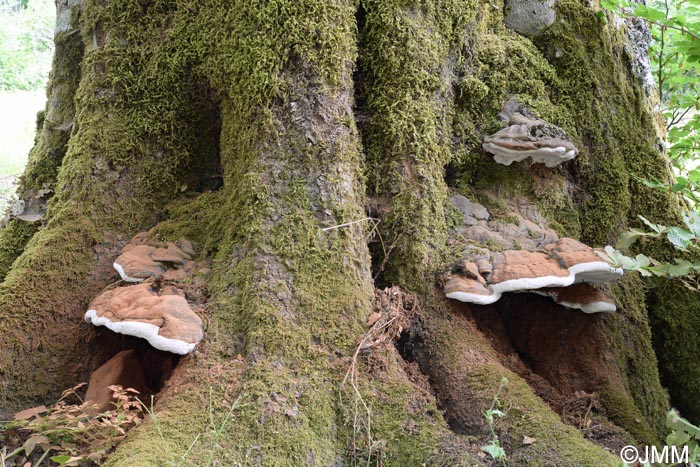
[683, 211, 700, 237]
[481, 442, 506, 460]
[667, 428, 691, 446]
[51, 456, 72, 465]
[639, 178, 668, 189]
[667, 409, 700, 437]
[667, 226, 695, 250]
[635, 254, 651, 267]
[616, 229, 647, 249]
[668, 259, 694, 277]
[638, 215, 667, 234]
[673, 177, 689, 192]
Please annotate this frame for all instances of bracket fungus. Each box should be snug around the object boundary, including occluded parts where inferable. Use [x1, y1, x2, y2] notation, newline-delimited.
[444, 238, 622, 311]
[482, 112, 579, 168]
[531, 283, 617, 313]
[84, 283, 203, 355]
[113, 237, 193, 282]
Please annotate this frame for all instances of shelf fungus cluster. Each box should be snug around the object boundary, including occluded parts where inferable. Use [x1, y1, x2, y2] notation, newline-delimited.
[84, 232, 205, 355]
[113, 232, 195, 282]
[445, 238, 623, 313]
[482, 105, 578, 168]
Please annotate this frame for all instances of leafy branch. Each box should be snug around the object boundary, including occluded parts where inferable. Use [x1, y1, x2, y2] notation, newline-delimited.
[597, 213, 700, 282]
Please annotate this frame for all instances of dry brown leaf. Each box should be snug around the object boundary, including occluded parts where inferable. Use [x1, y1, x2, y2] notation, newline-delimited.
[366, 312, 381, 326]
[13, 405, 47, 421]
[23, 433, 50, 454]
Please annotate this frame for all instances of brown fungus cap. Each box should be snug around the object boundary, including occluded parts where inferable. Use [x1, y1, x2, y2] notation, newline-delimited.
[445, 238, 622, 311]
[113, 245, 163, 282]
[84, 283, 203, 355]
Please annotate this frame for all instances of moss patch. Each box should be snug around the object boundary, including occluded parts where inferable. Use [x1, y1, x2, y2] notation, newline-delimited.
[104, 1, 477, 465]
[0, 220, 39, 282]
[647, 280, 700, 422]
[359, 0, 477, 288]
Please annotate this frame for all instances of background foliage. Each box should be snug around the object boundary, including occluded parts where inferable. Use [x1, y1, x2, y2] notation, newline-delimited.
[0, 0, 54, 91]
[600, 0, 700, 275]
[0, 0, 54, 212]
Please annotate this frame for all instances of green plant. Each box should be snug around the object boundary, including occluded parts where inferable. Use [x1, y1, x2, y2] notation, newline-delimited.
[481, 377, 509, 466]
[597, 0, 700, 280]
[601, 0, 700, 197]
[664, 410, 700, 465]
[0, 383, 145, 465]
[596, 213, 700, 289]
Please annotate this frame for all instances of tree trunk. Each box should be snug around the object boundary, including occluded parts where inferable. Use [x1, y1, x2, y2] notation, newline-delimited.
[0, 0, 691, 465]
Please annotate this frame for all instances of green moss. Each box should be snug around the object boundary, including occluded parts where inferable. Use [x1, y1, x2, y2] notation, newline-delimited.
[149, 192, 227, 256]
[441, 0, 672, 442]
[0, 4, 82, 286]
[21, 5, 83, 193]
[446, 3, 582, 238]
[474, 365, 620, 466]
[493, 214, 519, 225]
[530, 0, 695, 433]
[102, 1, 477, 464]
[533, 3, 678, 245]
[445, 200, 466, 231]
[647, 280, 700, 423]
[604, 276, 669, 440]
[359, 0, 477, 289]
[1, 0, 678, 463]
[416, 297, 624, 466]
[0, 220, 39, 282]
[0, 210, 101, 407]
[0, 0, 230, 411]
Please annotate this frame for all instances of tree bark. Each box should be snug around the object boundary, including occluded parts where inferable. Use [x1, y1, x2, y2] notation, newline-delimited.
[0, 0, 692, 465]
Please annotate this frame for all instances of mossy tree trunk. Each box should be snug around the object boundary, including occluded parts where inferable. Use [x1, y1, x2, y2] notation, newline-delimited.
[0, 0, 691, 465]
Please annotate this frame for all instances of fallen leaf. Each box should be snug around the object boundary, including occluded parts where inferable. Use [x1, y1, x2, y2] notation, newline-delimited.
[23, 434, 50, 455]
[13, 405, 47, 421]
[522, 435, 537, 445]
[366, 312, 382, 326]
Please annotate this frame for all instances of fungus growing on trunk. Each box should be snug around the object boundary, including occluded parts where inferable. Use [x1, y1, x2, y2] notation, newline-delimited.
[532, 283, 617, 313]
[444, 238, 622, 311]
[84, 283, 203, 355]
[113, 235, 192, 282]
[482, 112, 578, 167]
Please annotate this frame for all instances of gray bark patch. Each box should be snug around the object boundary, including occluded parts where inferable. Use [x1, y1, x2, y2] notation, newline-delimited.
[504, 0, 557, 37]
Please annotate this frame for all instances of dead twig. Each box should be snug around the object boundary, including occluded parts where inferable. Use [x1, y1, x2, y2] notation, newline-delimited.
[341, 287, 419, 466]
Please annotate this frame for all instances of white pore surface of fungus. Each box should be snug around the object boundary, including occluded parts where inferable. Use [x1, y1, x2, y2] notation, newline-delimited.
[557, 299, 617, 314]
[84, 309, 196, 355]
[483, 143, 577, 168]
[444, 260, 621, 305]
[444, 238, 623, 312]
[113, 262, 144, 283]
